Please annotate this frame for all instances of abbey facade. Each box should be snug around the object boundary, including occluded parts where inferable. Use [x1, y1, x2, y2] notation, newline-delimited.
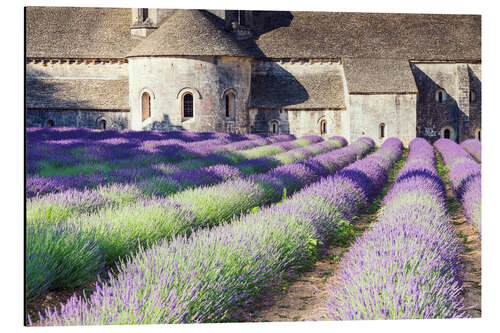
[26, 7, 481, 145]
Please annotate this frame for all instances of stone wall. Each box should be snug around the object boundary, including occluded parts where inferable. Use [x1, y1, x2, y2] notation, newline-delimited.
[25, 57, 480, 144]
[249, 108, 348, 139]
[128, 56, 252, 133]
[26, 109, 129, 129]
[348, 94, 417, 146]
[26, 60, 130, 130]
[26, 60, 128, 79]
[468, 64, 482, 140]
[411, 63, 481, 143]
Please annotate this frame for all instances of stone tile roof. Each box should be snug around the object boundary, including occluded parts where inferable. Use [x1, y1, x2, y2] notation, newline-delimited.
[249, 63, 345, 109]
[26, 7, 140, 58]
[343, 58, 418, 93]
[26, 7, 480, 62]
[255, 11, 481, 61]
[128, 10, 261, 58]
[26, 78, 129, 110]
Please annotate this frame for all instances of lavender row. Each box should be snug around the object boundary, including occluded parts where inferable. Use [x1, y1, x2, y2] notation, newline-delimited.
[26, 134, 295, 198]
[434, 138, 481, 232]
[328, 138, 465, 319]
[460, 139, 481, 162]
[34, 137, 400, 325]
[138, 137, 343, 197]
[26, 128, 255, 166]
[150, 134, 323, 174]
[26, 136, 335, 225]
[27, 127, 263, 145]
[26, 130, 277, 177]
[166, 137, 366, 227]
[26, 137, 356, 301]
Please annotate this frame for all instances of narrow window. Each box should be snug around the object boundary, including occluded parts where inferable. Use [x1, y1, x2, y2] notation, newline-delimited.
[320, 120, 327, 135]
[379, 123, 385, 138]
[436, 89, 447, 103]
[98, 119, 107, 130]
[470, 89, 477, 103]
[225, 92, 234, 118]
[183, 93, 193, 118]
[142, 8, 149, 22]
[477, 130, 481, 141]
[270, 120, 279, 134]
[444, 128, 451, 139]
[142, 92, 151, 121]
[46, 119, 54, 127]
[239, 10, 246, 26]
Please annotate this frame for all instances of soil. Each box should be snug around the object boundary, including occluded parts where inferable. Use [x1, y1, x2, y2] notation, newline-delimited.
[235, 212, 378, 322]
[26, 280, 99, 325]
[444, 182, 482, 318]
[235, 151, 408, 323]
[236, 150, 481, 322]
[27, 150, 481, 323]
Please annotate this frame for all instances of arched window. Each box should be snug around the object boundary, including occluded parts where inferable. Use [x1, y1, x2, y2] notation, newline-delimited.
[320, 119, 327, 135]
[441, 126, 455, 140]
[379, 123, 385, 138]
[435, 89, 447, 104]
[98, 119, 107, 130]
[142, 92, 151, 121]
[46, 119, 54, 127]
[225, 92, 235, 118]
[476, 128, 481, 141]
[182, 93, 194, 118]
[470, 89, 477, 103]
[270, 120, 279, 134]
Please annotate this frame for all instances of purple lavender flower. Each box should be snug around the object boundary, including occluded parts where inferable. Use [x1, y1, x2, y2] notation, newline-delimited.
[460, 139, 481, 162]
[35, 137, 383, 326]
[435, 138, 481, 232]
[327, 138, 465, 320]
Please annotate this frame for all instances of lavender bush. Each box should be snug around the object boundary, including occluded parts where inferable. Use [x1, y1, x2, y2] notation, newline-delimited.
[26, 134, 296, 198]
[460, 139, 481, 162]
[26, 136, 353, 300]
[327, 138, 465, 320]
[435, 138, 481, 232]
[34, 137, 397, 325]
[27, 129, 254, 177]
[26, 220, 105, 301]
[27, 137, 346, 224]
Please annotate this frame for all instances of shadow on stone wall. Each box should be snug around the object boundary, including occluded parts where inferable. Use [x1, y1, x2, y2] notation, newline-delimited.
[26, 69, 71, 109]
[468, 65, 481, 135]
[147, 113, 180, 131]
[410, 64, 466, 143]
[26, 69, 129, 130]
[27, 11, 305, 135]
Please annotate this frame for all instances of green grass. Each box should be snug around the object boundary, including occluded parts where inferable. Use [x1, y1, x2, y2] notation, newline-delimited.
[39, 160, 113, 177]
[435, 152, 451, 185]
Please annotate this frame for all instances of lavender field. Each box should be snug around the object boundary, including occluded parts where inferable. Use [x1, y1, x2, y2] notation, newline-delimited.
[25, 128, 482, 325]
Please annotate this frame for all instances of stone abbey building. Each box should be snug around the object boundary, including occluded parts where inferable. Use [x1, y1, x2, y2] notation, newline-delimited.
[25, 7, 481, 145]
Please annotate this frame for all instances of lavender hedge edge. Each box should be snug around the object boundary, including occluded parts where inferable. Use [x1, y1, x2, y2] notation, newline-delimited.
[435, 138, 481, 233]
[34, 137, 408, 325]
[327, 137, 466, 320]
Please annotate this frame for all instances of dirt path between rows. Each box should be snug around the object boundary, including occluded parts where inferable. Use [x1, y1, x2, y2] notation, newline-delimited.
[237, 149, 482, 322]
[443, 178, 482, 318]
[236, 211, 379, 322]
[236, 151, 408, 323]
[26, 280, 98, 325]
